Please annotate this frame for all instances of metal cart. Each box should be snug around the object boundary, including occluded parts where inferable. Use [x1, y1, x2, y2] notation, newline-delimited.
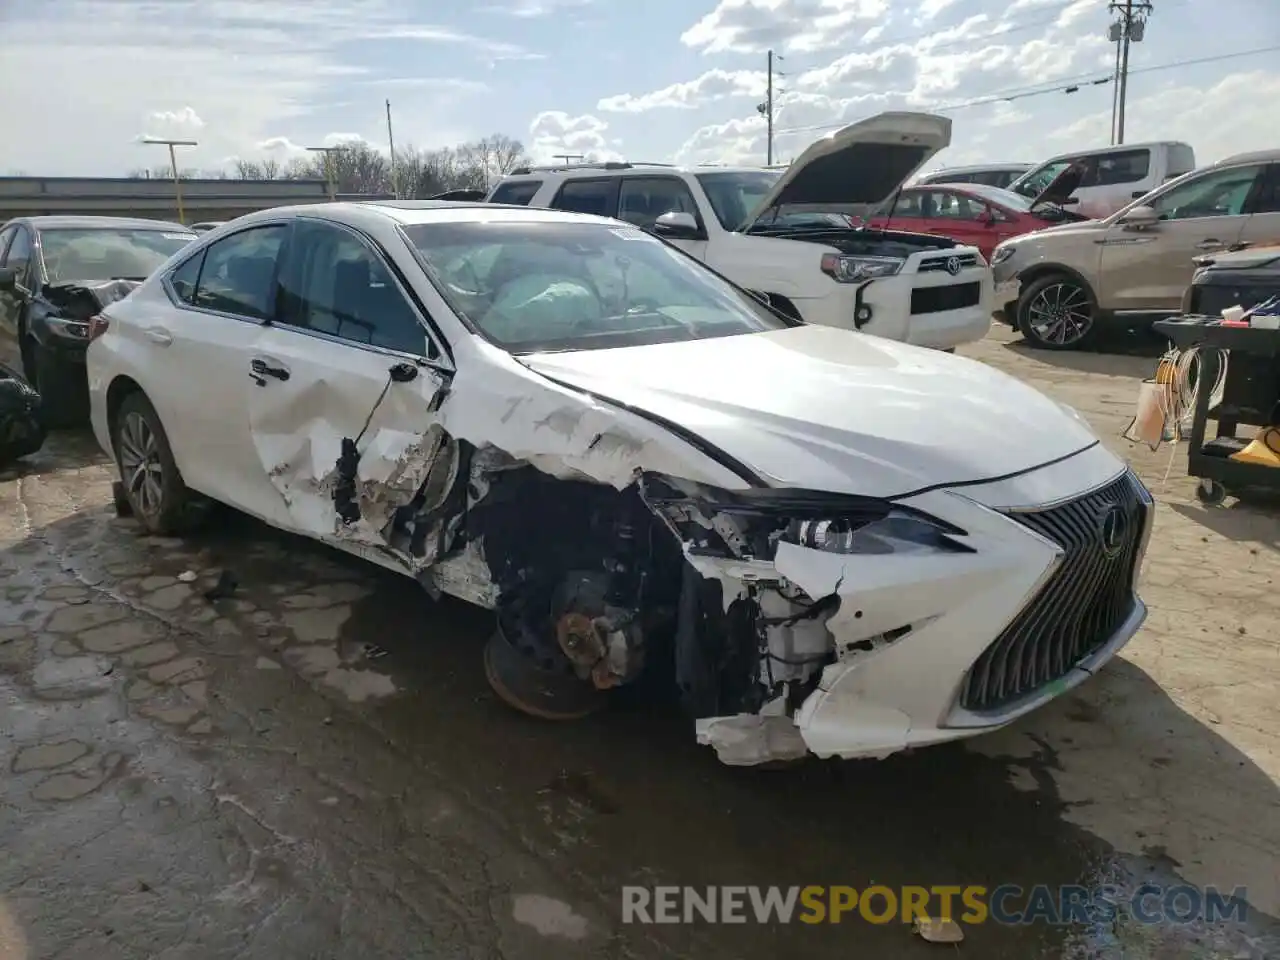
[1153, 317, 1280, 505]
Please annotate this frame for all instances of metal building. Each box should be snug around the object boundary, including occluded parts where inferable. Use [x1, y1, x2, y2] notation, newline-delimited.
[0, 176, 391, 225]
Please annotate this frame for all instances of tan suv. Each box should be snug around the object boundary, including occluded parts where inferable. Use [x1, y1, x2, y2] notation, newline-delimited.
[991, 150, 1280, 349]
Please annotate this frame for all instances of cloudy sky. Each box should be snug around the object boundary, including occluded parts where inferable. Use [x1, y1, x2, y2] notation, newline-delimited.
[1, 0, 1276, 177]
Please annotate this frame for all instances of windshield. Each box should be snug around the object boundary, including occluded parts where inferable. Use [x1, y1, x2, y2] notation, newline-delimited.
[1011, 160, 1071, 198]
[403, 220, 789, 354]
[40, 228, 197, 283]
[695, 171, 781, 230]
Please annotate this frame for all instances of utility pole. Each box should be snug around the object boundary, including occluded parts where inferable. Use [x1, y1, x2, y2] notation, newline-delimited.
[756, 50, 775, 166]
[142, 137, 198, 224]
[1108, 0, 1152, 145]
[386, 99, 398, 198]
[306, 145, 343, 201]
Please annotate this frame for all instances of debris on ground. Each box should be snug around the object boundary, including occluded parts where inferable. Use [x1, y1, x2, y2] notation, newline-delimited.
[914, 916, 965, 943]
[177, 571, 198, 583]
[204, 570, 238, 602]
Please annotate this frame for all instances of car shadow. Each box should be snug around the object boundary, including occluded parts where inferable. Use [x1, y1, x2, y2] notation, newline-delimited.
[999, 335, 1165, 379]
[1167, 497, 1280, 551]
[0, 426, 108, 482]
[6, 504, 1278, 958]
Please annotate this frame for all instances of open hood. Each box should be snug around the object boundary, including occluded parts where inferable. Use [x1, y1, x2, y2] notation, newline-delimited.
[743, 112, 952, 227]
[1029, 162, 1085, 211]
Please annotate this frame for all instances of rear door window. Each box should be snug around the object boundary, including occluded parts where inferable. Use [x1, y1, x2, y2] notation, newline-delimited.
[616, 177, 700, 229]
[489, 180, 543, 206]
[550, 178, 618, 217]
[1093, 149, 1151, 186]
[190, 225, 287, 320]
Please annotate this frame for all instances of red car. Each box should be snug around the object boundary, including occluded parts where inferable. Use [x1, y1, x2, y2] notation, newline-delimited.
[861, 182, 1086, 261]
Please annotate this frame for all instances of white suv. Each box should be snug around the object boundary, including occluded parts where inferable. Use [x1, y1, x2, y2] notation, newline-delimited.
[488, 112, 993, 351]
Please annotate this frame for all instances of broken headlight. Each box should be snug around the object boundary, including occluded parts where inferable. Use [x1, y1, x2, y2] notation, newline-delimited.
[785, 510, 971, 556]
[640, 473, 971, 561]
[820, 253, 903, 283]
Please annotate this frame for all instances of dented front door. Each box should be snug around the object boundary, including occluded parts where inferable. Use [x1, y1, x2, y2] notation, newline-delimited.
[246, 219, 454, 569]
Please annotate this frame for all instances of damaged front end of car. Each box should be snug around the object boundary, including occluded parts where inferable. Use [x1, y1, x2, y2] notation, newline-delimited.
[637, 473, 975, 764]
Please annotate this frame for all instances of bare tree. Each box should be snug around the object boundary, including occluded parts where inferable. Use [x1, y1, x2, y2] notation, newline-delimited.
[232, 157, 281, 180]
[219, 133, 531, 197]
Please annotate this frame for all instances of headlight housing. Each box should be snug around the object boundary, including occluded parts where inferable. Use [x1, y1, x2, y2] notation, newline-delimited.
[820, 253, 903, 283]
[640, 473, 973, 563]
[786, 511, 970, 556]
[991, 245, 1016, 265]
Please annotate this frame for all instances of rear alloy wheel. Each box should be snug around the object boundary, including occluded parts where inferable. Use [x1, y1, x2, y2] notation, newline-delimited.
[1017, 275, 1098, 350]
[113, 392, 207, 535]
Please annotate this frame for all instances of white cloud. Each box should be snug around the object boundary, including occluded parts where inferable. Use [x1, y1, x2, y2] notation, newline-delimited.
[480, 0, 593, 16]
[0, 0, 533, 175]
[670, 1, 1117, 167]
[598, 70, 766, 113]
[1050, 70, 1280, 164]
[681, 0, 891, 55]
[527, 111, 623, 163]
[142, 107, 206, 139]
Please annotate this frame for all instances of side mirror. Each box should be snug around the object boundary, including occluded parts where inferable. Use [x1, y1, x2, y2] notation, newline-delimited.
[1120, 205, 1158, 229]
[651, 211, 703, 240]
[0, 266, 17, 293]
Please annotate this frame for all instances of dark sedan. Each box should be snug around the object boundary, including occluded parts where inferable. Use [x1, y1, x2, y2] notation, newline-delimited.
[0, 216, 197, 425]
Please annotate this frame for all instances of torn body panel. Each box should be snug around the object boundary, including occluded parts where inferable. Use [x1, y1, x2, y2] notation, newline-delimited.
[240, 331, 1148, 768]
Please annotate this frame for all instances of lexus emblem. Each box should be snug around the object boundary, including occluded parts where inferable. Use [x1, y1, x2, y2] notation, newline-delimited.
[1098, 503, 1129, 559]
[945, 256, 961, 276]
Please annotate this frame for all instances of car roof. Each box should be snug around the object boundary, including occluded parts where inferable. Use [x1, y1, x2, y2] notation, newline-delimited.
[496, 163, 769, 181]
[1216, 148, 1280, 165]
[1036, 141, 1191, 163]
[231, 200, 622, 230]
[12, 215, 192, 232]
[921, 163, 1031, 175]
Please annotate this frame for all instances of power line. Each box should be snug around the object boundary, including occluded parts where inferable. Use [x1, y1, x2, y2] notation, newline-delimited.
[773, 43, 1280, 136]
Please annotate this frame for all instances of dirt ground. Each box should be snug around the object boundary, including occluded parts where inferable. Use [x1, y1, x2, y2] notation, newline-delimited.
[1, 325, 1278, 960]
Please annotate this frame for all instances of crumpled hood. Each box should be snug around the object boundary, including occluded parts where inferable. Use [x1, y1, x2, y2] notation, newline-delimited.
[519, 325, 1099, 499]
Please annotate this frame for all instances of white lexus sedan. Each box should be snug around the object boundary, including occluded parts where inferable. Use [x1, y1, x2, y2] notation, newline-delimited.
[85, 201, 1154, 766]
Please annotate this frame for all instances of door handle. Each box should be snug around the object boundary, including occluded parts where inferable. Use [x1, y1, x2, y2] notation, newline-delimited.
[1195, 239, 1224, 250]
[144, 326, 173, 346]
[249, 357, 290, 383]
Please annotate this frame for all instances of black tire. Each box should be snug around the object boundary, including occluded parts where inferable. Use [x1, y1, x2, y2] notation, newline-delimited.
[1016, 274, 1098, 350]
[112, 391, 207, 535]
[1195, 479, 1227, 506]
[25, 339, 84, 428]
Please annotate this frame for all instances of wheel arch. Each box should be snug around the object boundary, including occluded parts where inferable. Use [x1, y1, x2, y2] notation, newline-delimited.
[105, 374, 145, 438]
[1017, 263, 1099, 303]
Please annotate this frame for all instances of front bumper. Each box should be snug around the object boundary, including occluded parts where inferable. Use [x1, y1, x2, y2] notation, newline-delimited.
[795, 269, 993, 350]
[696, 444, 1155, 764]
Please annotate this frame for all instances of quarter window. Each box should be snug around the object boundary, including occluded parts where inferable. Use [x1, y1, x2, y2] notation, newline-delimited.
[4, 228, 33, 285]
[617, 178, 700, 229]
[1149, 164, 1265, 221]
[277, 220, 427, 355]
[551, 178, 615, 217]
[489, 180, 543, 205]
[191, 225, 287, 320]
[168, 252, 204, 304]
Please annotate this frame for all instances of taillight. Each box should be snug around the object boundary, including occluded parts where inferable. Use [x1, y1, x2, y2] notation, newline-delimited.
[87, 314, 109, 342]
